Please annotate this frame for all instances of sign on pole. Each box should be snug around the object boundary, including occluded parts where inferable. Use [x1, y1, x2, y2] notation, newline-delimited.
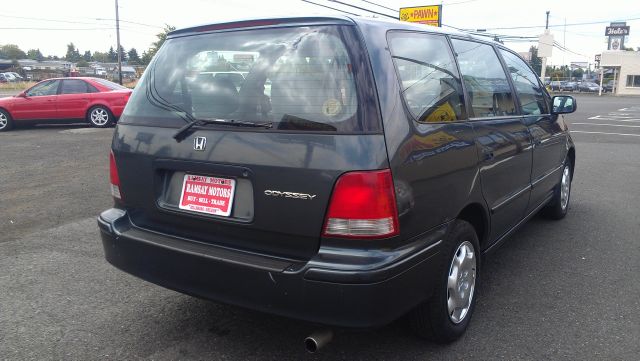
[399, 5, 442, 27]
[538, 31, 554, 58]
[606, 22, 630, 50]
[605, 26, 630, 36]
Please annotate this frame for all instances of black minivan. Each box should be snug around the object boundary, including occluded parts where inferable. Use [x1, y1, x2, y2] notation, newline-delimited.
[99, 16, 576, 345]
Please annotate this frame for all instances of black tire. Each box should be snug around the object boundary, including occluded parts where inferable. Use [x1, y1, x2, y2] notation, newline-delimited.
[542, 159, 572, 220]
[87, 106, 113, 128]
[0, 108, 13, 132]
[409, 220, 480, 343]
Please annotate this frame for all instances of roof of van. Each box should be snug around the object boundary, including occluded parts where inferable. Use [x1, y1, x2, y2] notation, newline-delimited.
[167, 14, 496, 44]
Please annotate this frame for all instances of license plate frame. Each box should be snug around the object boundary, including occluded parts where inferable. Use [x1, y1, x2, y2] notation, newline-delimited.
[178, 174, 236, 217]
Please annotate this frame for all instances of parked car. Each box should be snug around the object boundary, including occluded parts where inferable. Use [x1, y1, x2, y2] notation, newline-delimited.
[602, 80, 615, 93]
[7, 72, 24, 81]
[549, 80, 563, 91]
[560, 81, 578, 91]
[578, 82, 601, 93]
[2, 72, 17, 82]
[0, 77, 132, 131]
[0, 73, 7, 83]
[98, 16, 576, 348]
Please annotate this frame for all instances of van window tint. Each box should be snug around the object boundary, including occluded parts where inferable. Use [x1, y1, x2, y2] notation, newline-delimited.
[122, 26, 374, 132]
[451, 39, 517, 118]
[499, 49, 548, 115]
[388, 32, 466, 122]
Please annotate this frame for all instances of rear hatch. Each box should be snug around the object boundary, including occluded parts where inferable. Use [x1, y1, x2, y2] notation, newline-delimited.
[112, 20, 386, 261]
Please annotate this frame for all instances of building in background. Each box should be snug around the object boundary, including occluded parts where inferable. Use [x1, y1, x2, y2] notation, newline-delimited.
[600, 51, 640, 95]
[599, 22, 638, 95]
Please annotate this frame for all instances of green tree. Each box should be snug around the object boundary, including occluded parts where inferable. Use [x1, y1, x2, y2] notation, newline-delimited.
[0, 44, 27, 60]
[65, 43, 81, 62]
[140, 50, 152, 65]
[571, 68, 584, 79]
[26, 48, 45, 61]
[107, 46, 117, 62]
[127, 48, 140, 64]
[118, 45, 127, 62]
[93, 51, 109, 62]
[528, 46, 542, 76]
[77, 59, 89, 67]
[147, 24, 176, 59]
[83, 50, 92, 62]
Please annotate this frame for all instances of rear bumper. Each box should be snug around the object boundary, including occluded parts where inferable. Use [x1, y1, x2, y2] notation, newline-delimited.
[98, 208, 447, 328]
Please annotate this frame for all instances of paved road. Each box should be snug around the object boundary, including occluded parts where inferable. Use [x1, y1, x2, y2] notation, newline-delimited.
[1, 95, 639, 360]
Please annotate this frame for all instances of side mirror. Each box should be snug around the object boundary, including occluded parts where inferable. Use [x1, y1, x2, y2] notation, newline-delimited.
[552, 95, 577, 115]
[17, 91, 27, 98]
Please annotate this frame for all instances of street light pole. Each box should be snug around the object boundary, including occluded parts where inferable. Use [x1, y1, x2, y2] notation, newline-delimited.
[115, 0, 122, 85]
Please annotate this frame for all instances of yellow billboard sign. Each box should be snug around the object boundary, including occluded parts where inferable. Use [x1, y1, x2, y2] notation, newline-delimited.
[399, 5, 442, 27]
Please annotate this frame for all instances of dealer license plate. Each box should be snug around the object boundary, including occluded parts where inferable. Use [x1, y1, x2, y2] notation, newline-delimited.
[178, 174, 236, 217]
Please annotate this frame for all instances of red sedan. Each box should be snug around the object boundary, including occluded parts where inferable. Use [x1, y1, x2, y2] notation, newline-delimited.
[0, 77, 132, 131]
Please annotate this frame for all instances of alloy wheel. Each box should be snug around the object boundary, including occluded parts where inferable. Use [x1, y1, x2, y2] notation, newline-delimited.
[0, 112, 7, 129]
[447, 241, 476, 324]
[560, 165, 571, 210]
[90, 108, 109, 126]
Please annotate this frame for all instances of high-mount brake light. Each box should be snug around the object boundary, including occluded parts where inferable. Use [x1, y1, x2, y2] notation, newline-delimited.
[323, 169, 399, 239]
[109, 151, 122, 200]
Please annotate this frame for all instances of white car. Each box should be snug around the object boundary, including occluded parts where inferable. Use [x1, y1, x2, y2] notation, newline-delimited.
[2, 72, 17, 82]
[8, 72, 24, 81]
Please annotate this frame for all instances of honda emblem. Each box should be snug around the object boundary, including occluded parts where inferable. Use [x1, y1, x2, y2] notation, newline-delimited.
[193, 137, 207, 151]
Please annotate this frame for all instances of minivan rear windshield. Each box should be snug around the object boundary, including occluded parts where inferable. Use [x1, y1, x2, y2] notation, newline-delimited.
[121, 25, 377, 132]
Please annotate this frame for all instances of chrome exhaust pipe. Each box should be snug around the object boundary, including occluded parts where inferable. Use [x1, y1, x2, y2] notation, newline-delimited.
[304, 329, 333, 353]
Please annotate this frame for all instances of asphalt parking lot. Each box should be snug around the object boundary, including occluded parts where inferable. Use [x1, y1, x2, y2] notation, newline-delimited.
[1, 94, 639, 360]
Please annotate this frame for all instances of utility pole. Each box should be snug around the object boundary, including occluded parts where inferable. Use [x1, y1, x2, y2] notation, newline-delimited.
[539, 11, 550, 84]
[545, 11, 550, 29]
[115, 0, 123, 85]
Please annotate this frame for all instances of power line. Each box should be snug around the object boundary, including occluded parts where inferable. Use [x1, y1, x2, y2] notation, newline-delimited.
[0, 13, 163, 29]
[443, 0, 482, 5]
[356, 0, 397, 12]
[0, 27, 115, 31]
[328, 0, 397, 19]
[483, 16, 640, 30]
[95, 18, 164, 29]
[301, 0, 362, 16]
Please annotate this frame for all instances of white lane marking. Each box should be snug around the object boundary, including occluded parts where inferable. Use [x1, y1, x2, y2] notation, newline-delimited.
[584, 117, 640, 122]
[588, 115, 640, 120]
[572, 123, 640, 128]
[59, 128, 106, 134]
[571, 131, 640, 137]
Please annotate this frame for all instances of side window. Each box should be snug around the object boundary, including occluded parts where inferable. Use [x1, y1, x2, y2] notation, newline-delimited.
[26, 80, 60, 97]
[87, 83, 99, 93]
[451, 39, 517, 118]
[388, 32, 466, 122]
[61, 79, 89, 94]
[499, 49, 548, 115]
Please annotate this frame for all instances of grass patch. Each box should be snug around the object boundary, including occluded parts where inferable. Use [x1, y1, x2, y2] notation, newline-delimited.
[0, 82, 36, 92]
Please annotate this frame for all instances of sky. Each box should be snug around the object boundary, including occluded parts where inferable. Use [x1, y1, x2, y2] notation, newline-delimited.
[1, 0, 639, 67]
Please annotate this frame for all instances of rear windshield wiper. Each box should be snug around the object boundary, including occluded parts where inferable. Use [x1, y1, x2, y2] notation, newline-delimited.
[173, 118, 273, 140]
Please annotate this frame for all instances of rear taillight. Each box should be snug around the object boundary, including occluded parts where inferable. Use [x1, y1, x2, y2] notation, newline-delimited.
[109, 151, 122, 200]
[323, 169, 399, 239]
